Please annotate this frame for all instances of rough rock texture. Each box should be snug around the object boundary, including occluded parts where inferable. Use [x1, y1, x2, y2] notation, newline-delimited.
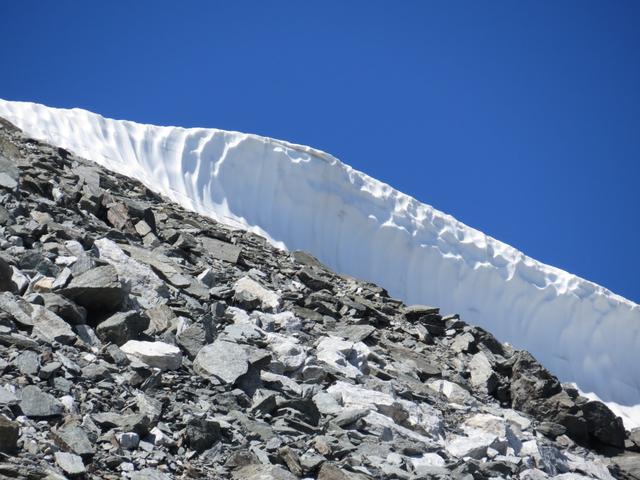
[0, 116, 633, 479]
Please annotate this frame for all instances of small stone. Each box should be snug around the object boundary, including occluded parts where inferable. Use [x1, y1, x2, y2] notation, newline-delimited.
[120, 340, 182, 370]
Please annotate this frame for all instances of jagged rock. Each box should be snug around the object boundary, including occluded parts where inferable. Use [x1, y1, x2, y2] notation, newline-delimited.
[54, 451, 86, 476]
[116, 431, 140, 449]
[119, 244, 192, 288]
[176, 323, 207, 358]
[0, 416, 19, 453]
[403, 304, 439, 322]
[186, 417, 221, 452]
[96, 310, 149, 345]
[94, 238, 169, 308]
[52, 424, 95, 457]
[234, 276, 280, 312]
[19, 385, 63, 418]
[194, 339, 249, 384]
[0, 291, 34, 326]
[41, 293, 87, 325]
[316, 336, 370, 379]
[581, 401, 625, 449]
[31, 305, 77, 344]
[468, 351, 499, 394]
[59, 265, 125, 312]
[120, 340, 182, 370]
[14, 350, 39, 375]
[129, 469, 172, 480]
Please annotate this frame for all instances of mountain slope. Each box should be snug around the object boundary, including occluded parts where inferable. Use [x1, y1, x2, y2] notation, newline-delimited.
[0, 99, 638, 427]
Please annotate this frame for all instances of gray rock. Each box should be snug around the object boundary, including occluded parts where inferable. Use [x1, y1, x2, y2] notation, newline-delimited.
[468, 351, 498, 394]
[19, 385, 63, 418]
[59, 265, 125, 312]
[129, 468, 173, 480]
[194, 339, 249, 384]
[233, 276, 280, 312]
[200, 236, 242, 264]
[120, 340, 182, 370]
[96, 310, 149, 345]
[14, 350, 40, 375]
[0, 257, 13, 292]
[186, 417, 221, 452]
[0, 415, 19, 453]
[54, 451, 86, 475]
[0, 291, 34, 326]
[176, 323, 206, 358]
[232, 464, 297, 480]
[116, 431, 140, 450]
[31, 305, 77, 344]
[52, 425, 95, 457]
[41, 293, 87, 325]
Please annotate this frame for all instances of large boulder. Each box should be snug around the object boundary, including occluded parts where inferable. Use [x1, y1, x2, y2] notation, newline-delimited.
[194, 340, 249, 384]
[120, 340, 182, 370]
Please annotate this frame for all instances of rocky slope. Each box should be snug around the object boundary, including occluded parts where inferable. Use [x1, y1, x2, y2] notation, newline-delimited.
[0, 116, 638, 480]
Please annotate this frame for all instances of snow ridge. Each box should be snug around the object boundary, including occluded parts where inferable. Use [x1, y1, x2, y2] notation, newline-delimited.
[1, 99, 638, 425]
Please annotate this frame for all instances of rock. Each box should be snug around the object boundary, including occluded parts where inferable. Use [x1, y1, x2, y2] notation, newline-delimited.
[176, 323, 207, 358]
[41, 293, 87, 325]
[232, 464, 298, 480]
[194, 339, 249, 384]
[234, 276, 280, 312]
[297, 266, 334, 291]
[186, 417, 221, 452]
[93, 238, 169, 308]
[200, 236, 242, 264]
[120, 340, 182, 370]
[14, 350, 40, 375]
[0, 291, 34, 326]
[0, 257, 13, 292]
[403, 305, 440, 322]
[129, 468, 173, 480]
[31, 305, 77, 344]
[468, 351, 499, 394]
[59, 265, 125, 312]
[19, 385, 63, 418]
[54, 451, 86, 475]
[96, 310, 149, 345]
[116, 432, 140, 450]
[317, 463, 353, 480]
[119, 244, 192, 288]
[0, 415, 19, 453]
[316, 336, 370, 379]
[581, 401, 625, 449]
[52, 425, 95, 457]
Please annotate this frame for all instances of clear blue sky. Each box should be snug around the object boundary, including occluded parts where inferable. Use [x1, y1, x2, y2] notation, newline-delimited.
[1, 1, 639, 301]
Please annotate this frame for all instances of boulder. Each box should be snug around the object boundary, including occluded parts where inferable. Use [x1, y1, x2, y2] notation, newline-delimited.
[59, 265, 124, 312]
[54, 451, 86, 476]
[96, 310, 149, 345]
[31, 305, 77, 344]
[0, 416, 19, 453]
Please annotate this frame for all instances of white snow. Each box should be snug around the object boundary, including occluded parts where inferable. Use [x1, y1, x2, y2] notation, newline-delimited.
[1, 98, 639, 427]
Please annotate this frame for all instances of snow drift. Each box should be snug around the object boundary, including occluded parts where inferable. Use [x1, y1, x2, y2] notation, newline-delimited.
[1, 99, 638, 425]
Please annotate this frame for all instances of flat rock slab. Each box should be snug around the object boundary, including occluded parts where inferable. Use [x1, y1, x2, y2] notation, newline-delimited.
[19, 385, 63, 418]
[194, 339, 249, 384]
[200, 236, 242, 264]
[54, 451, 86, 475]
[31, 305, 77, 345]
[120, 340, 182, 370]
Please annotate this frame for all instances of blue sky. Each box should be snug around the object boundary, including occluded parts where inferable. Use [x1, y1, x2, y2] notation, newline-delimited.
[1, 1, 639, 301]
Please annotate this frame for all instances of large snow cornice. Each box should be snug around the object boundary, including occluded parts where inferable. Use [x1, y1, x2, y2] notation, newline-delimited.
[1, 99, 638, 422]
